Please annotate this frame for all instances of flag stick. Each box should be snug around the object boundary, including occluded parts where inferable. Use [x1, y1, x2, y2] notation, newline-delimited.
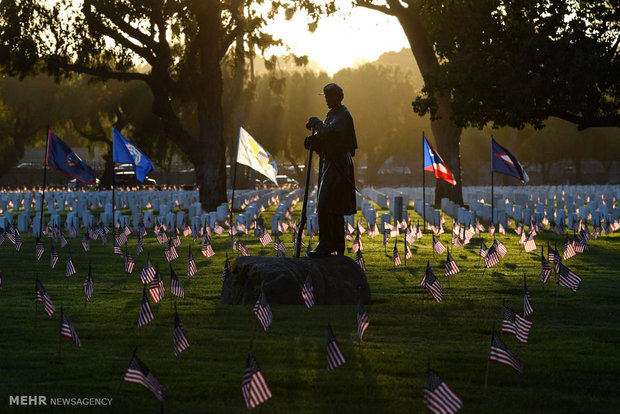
[422, 131, 426, 233]
[39, 128, 50, 237]
[483, 323, 495, 397]
[490, 136, 494, 228]
[229, 128, 241, 252]
[109, 347, 137, 412]
[58, 305, 63, 364]
[555, 273, 559, 307]
[34, 274, 38, 329]
[541, 246, 545, 290]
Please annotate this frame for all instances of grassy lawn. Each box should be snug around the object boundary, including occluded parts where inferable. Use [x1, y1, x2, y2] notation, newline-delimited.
[0, 203, 618, 413]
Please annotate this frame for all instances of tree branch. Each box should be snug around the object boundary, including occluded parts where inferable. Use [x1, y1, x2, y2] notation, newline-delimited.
[551, 111, 620, 130]
[47, 57, 149, 83]
[355, 0, 396, 16]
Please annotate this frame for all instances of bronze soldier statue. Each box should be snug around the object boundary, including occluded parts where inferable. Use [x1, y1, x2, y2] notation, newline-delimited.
[304, 83, 357, 257]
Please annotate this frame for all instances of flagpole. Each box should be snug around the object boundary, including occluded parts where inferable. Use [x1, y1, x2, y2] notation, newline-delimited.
[483, 323, 494, 397]
[422, 131, 426, 233]
[229, 128, 241, 251]
[58, 305, 63, 364]
[490, 136, 494, 227]
[34, 274, 38, 329]
[39, 128, 50, 237]
[110, 347, 137, 411]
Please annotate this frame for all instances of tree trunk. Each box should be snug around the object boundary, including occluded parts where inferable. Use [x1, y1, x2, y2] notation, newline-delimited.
[101, 146, 114, 188]
[395, 6, 463, 205]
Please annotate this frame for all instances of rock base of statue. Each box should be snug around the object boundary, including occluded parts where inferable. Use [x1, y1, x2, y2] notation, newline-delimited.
[220, 255, 371, 305]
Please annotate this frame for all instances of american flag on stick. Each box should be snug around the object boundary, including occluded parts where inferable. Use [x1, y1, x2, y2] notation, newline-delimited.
[432, 235, 446, 255]
[173, 310, 190, 356]
[138, 288, 155, 327]
[222, 254, 231, 282]
[557, 263, 582, 292]
[493, 238, 508, 257]
[81, 233, 90, 252]
[541, 248, 552, 283]
[148, 269, 165, 303]
[201, 241, 215, 258]
[50, 243, 59, 269]
[392, 239, 402, 267]
[523, 277, 533, 316]
[563, 237, 576, 260]
[66, 250, 77, 278]
[170, 265, 185, 298]
[301, 274, 314, 309]
[424, 369, 463, 414]
[421, 261, 443, 303]
[140, 255, 157, 284]
[355, 249, 366, 272]
[35, 278, 55, 317]
[124, 354, 165, 401]
[484, 245, 500, 268]
[136, 233, 143, 256]
[35, 237, 44, 261]
[357, 299, 369, 341]
[501, 306, 532, 343]
[60, 307, 82, 348]
[242, 353, 272, 410]
[238, 240, 250, 256]
[187, 246, 198, 278]
[548, 243, 561, 273]
[83, 264, 94, 303]
[489, 330, 523, 372]
[253, 290, 273, 331]
[523, 234, 536, 252]
[444, 250, 460, 276]
[327, 324, 346, 371]
[164, 240, 179, 262]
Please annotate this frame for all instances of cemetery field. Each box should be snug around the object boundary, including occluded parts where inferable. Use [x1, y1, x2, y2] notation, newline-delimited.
[0, 205, 619, 413]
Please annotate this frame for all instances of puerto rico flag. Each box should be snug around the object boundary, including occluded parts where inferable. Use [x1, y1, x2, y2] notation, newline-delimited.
[423, 135, 456, 186]
[491, 137, 529, 183]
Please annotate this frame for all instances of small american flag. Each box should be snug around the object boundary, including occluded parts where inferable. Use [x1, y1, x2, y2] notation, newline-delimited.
[501, 306, 532, 343]
[60, 308, 82, 348]
[421, 261, 443, 303]
[125, 249, 135, 274]
[149, 271, 165, 303]
[392, 240, 402, 267]
[242, 353, 272, 410]
[489, 223, 495, 237]
[35, 279, 55, 317]
[83, 265, 94, 302]
[358, 220, 366, 235]
[494, 238, 508, 257]
[301, 274, 314, 308]
[327, 324, 346, 371]
[357, 299, 369, 341]
[81, 233, 90, 252]
[444, 251, 460, 276]
[138, 288, 155, 327]
[35, 238, 44, 261]
[274, 238, 286, 256]
[484, 245, 500, 268]
[424, 370, 463, 414]
[541, 249, 552, 283]
[557, 263, 582, 292]
[140, 256, 157, 284]
[523, 235, 537, 252]
[238, 240, 250, 256]
[253, 291, 273, 331]
[352, 230, 363, 253]
[156, 229, 168, 244]
[382, 230, 389, 247]
[222, 254, 231, 282]
[165, 240, 179, 262]
[213, 223, 224, 235]
[172, 230, 181, 247]
[170, 266, 185, 298]
[518, 231, 527, 245]
[490, 330, 523, 372]
[136, 234, 143, 256]
[50, 243, 59, 269]
[187, 247, 198, 278]
[66, 251, 76, 278]
[524, 282, 533, 317]
[60, 232, 68, 248]
[406, 226, 416, 245]
[355, 249, 366, 272]
[515, 222, 523, 235]
[404, 240, 413, 261]
[124, 354, 165, 401]
[432, 235, 446, 255]
[201, 242, 215, 258]
[115, 231, 128, 247]
[498, 223, 507, 235]
[549, 244, 562, 273]
[259, 231, 273, 247]
[452, 234, 463, 248]
[173, 311, 190, 356]
[563, 237, 576, 260]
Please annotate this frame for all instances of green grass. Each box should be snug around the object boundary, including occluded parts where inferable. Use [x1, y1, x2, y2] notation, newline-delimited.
[0, 204, 619, 413]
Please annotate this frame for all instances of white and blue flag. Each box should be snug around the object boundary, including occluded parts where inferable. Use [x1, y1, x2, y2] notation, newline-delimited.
[113, 127, 154, 183]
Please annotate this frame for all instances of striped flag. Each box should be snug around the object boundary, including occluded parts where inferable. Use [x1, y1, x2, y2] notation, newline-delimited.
[165, 240, 179, 262]
[60, 232, 68, 248]
[140, 256, 157, 284]
[274, 238, 286, 256]
[172, 229, 181, 247]
[301, 274, 314, 309]
[484, 245, 500, 268]
[518, 231, 527, 245]
[479, 240, 488, 258]
[494, 238, 508, 257]
[327, 324, 346, 371]
[113, 240, 122, 255]
[489, 223, 495, 237]
[83, 264, 94, 302]
[563, 237, 576, 260]
[222, 254, 231, 282]
[259, 231, 272, 247]
[148, 270, 165, 303]
[81, 233, 90, 252]
[238, 240, 250, 256]
[523, 235, 537, 252]
[170, 266, 185, 298]
[501, 306, 532, 343]
[50, 243, 59, 269]
[557, 263, 582, 292]
[173, 311, 190, 356]
[524, 280, 533, 317]
[60, 308, 82, 348]
[35, 237, 44, 261]
[138, 288, 155, 327]
[115, 231, 128, 247]
[0, 270, 2, 291]
[242, 353, 272, 410]
[253, 291, 273, 331]
[489, 330, 523, 372]
[66, 251, 76, 278]
[156, 229, 168, 244]
[541, 248, 552, 283]
[432, 235, 446, 255]
[444, 250, 460, 276]
[421, 261, 443, 303]
[465, 226, 475, 243]
[406, 226, 416, 245]
[498, 223, 507, 236]
[187, 246, 198, 278]
[424, 370, 463, 414]
[357, 299, 369, 341]
[392, 240, 402, 267]
[352, 230, 363, 253]
[125, 248, 135, 274]
[515, 222, 523, 236]
[201, 241, 215, 258]
[404, 237, 413, 261]
[355, 249, 366, 272]
[136, 233, 144, 255]
[549, 244, 561, 273]
[35, 278, 55, 317]
[124, 354, 165, 401]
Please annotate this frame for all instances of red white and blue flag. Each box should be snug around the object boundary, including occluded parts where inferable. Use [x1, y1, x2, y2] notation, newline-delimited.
[423, 135, 456, 186]
[491, 137, 529, 183]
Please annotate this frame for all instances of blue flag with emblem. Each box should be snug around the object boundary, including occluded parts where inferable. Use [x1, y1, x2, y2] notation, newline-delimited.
[46, 131, 96, 184]
[113, 127, 154, 183]
[491, 137, 529, 183]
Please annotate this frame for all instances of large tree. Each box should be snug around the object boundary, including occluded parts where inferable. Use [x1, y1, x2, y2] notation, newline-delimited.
[0, 0, 317, 209]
